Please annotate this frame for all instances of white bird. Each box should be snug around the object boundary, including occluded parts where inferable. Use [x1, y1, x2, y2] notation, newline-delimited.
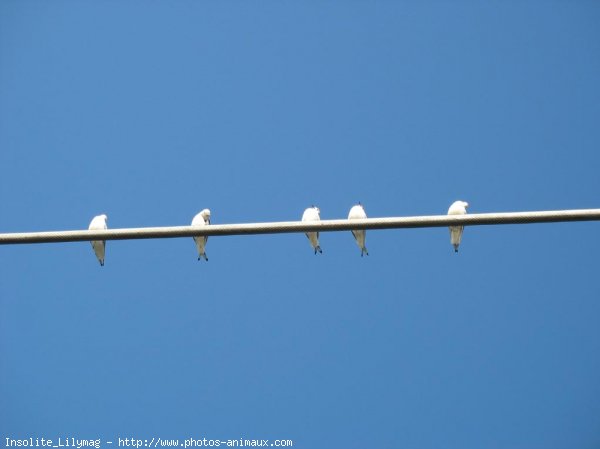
[88, 214, 108, 266]
[348, 203, 369, 256]
[302, 206, 322, 254]
[191, 209, 211, 261]
[447, 200, 469, 252]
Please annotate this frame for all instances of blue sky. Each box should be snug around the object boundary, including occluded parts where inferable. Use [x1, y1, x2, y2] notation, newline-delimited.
[1, 1, 599, 448]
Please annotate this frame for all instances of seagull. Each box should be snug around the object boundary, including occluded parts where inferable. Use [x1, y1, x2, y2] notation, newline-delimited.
[302, 206, 322, 254]
[348, 203, 369, 256]
[447, 200, 469, 252]
[88, 214, 108, 266]
[191, 209, 211, 261]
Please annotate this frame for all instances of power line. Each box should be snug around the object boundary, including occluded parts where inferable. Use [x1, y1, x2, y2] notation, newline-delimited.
[0, 208, 599, 245]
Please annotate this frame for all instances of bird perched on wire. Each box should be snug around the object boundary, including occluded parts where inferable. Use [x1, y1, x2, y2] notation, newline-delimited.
[302, 206, 322, 254]
[191, 209, 211, 261]
[88, 214, 108, 266]
[447, 200, 469, 252]
[348, 203, 369, 256]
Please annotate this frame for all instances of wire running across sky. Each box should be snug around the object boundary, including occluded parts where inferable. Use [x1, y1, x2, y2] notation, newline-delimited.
[1, 208, 599, 245]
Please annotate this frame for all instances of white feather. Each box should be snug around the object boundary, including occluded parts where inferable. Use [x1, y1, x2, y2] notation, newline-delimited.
[302, 206, 322, 254]
[348, 204, 368, 256]
[447, 201, 469, 252]
[191, 209, 211, 261]
[88, 214, 108, 266]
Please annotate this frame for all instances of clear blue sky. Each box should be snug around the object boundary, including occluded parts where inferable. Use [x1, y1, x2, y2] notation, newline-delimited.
[1, 2, 599, 448]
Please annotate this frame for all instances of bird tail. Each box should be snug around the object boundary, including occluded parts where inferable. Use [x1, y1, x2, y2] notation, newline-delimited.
[450, 226, 464, 247]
